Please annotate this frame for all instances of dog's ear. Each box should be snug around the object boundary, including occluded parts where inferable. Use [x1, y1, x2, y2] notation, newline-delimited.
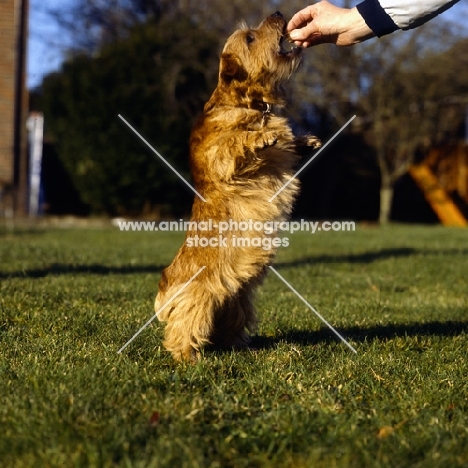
[220, 53, 248, 83]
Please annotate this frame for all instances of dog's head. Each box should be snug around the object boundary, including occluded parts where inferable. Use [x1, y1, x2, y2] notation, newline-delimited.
[214, 12, 302, 105]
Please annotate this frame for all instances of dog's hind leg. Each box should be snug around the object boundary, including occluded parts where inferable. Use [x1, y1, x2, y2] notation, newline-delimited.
[210, 282, 259, 349]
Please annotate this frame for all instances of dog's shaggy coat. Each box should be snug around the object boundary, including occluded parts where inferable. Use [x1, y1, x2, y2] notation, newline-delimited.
[154, 12, 320, 360]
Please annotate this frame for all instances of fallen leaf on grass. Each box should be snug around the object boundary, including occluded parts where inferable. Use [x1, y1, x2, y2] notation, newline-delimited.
[377, 419, 408, 439]
[370, 367, 385, 382]
[366, 277, 380, 292]
[377, 425, 394, 439]
[149, 411, 160, 427]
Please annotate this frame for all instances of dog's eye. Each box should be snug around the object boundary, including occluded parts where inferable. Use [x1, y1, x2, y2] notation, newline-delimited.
[246, 33, 255, 45]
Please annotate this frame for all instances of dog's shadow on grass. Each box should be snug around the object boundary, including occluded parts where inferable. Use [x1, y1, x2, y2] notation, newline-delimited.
[275, 247, 468, 268]
[252, 320, 468, 350]
[0, 263, 166, 279]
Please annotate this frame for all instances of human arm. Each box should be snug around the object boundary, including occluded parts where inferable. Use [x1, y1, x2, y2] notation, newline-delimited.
[286, 1, 375, 47]
[287, 0, 461, 47]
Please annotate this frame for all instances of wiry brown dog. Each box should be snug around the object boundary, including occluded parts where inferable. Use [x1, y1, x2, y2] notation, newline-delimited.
[154, 12, 320, 361]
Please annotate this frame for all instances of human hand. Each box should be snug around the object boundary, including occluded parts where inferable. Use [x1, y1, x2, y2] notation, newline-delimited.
[287, 0, 375, 47]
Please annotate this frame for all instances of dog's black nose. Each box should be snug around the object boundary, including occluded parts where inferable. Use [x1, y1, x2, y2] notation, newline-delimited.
[271, 11, 284, 19]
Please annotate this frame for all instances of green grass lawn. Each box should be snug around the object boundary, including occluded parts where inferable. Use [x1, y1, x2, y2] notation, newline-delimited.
[1, 224, 467, 467]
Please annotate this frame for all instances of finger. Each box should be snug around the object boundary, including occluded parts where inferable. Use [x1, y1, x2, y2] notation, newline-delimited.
[286, 15, 306, 32]
[287, 5, 317, 31]
[292, 33, 327, 48]
[303, 36, 324, 47]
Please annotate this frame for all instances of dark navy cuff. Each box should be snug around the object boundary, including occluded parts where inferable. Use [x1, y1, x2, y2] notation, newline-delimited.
[356, 0, 399, 37]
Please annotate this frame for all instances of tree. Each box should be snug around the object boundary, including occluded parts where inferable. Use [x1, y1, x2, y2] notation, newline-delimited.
[49, 0, 294, 54]
[38, 16, 219, 216]
[49, 0, 178, 53]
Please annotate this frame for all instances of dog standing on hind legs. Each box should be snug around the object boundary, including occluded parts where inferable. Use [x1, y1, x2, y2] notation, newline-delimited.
[154, 12, 321, 361]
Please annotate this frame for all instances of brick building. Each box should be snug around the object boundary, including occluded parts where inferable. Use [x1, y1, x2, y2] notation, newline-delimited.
[0, 0, 29, 216]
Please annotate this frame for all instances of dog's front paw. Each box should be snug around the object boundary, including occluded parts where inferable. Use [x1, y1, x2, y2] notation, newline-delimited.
[306, 135, 321, 149]
[293, 134, 321, 154]
[295, 134, 321, 148]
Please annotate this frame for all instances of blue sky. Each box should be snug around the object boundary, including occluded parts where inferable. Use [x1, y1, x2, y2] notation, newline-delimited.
[28, 0, 74, 88]
[28, 0, 468, 89]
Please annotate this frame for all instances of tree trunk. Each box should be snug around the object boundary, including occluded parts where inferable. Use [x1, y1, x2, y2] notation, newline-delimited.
[379, 186, 394, 225]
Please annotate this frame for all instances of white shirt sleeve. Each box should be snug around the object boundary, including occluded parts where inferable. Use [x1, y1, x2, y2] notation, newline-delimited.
[378, 0, 460, 29]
